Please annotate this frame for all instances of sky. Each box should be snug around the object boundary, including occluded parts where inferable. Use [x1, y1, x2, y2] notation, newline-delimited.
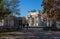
[20, 0, 43, 18]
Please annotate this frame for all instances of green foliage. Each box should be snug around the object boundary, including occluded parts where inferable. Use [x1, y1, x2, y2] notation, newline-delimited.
[0, 0, 10, 19]
[0, 0, 20, 19]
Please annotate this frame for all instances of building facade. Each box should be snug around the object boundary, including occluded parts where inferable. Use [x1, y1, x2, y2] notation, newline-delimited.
[4, 15, 22, 27]
[3, 15, 27, 27]
[28, 10, 41, 26]
[0, 20, 4, 26]
[4, 15, 15, 27]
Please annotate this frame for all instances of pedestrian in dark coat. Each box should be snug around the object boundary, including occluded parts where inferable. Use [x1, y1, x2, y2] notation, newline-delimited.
[26, 23, 29, 31]
[23, 24, 25, 28]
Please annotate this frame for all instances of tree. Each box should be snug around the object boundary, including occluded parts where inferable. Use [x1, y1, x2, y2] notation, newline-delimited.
[42, 0, 60, 21]
[0, 0, 20, 19]
[0, 0, 20, 26]
[42, 0, 60, 28]
[0, 0, 11, 19]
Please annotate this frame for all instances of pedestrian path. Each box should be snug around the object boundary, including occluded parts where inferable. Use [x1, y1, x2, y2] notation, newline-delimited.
[0, 28, 60, 39]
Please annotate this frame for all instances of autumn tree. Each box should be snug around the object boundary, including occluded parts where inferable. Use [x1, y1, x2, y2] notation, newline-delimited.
[42, 0, 60, 20]
[42, 0, 60, 26]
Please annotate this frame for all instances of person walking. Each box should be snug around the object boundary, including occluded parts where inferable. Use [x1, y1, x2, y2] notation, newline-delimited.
[23, 24, 25, 28]
[26, 23, 29, 32]
[22, 23, 26, 32]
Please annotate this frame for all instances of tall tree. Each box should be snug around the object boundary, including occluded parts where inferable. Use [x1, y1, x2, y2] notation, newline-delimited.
[4, 0, 20, 16]
[0, 0, 11, 19]
[0, 0, 20, 19]
[42, 0, 60, 21]
[42, 0, 60, 27]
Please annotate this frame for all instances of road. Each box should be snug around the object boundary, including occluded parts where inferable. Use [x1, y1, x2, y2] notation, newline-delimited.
[0, 28, 60, 39]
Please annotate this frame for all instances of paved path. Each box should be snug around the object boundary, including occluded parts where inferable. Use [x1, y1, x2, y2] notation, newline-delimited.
[0, 28, 60, 39]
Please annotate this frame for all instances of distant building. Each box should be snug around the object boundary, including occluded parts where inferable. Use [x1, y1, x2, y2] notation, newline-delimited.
[3, 14, 27, 28]
[4, 15, 15, 27]
[27, 10, 41, 26]
[21, 17, 26, 25]
[0, 20, 4, 26]
[4, 15, 21, 27]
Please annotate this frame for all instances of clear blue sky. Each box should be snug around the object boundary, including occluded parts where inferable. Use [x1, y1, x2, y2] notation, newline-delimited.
[20, 0, 43, 18]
